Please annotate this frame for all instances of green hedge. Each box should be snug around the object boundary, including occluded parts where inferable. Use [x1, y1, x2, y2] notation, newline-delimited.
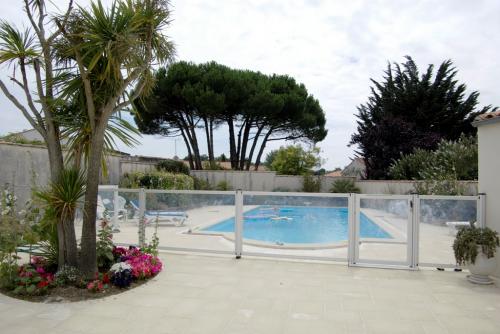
[120, 171, 194, 190]
[156, 159, 190, 175]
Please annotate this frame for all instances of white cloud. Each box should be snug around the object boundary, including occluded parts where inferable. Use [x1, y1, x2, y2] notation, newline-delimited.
[1, 0, 499, 169]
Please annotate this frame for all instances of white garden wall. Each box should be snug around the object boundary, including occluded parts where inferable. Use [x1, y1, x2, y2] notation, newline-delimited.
[475, 117, 500, 282]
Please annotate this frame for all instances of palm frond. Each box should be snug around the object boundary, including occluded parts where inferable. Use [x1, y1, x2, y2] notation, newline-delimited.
[0, 21, 39, 65]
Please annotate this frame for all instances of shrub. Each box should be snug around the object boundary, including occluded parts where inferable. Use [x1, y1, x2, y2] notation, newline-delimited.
[453, 223, 500, 265]
[96, 222, 115, 271]
[330, 179, 360, 193]
[120, 171, 194, 190]
[302, 174, 321, 193]
[390, 135, 478, 194]
[193, 177, 212, 190]
[156, 159, 190, 175]
[215, 180, 231, 191]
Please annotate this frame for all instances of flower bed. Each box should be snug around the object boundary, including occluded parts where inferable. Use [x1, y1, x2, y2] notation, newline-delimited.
[0, 246, 163, 302]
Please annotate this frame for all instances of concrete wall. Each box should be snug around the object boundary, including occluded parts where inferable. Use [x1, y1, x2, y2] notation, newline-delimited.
[0, 142, 51, 206]
[477, 120, 500, 281]
[0, 142, 160, 206]
[190, 170, 480, 195]
[190, 170, 351, 192]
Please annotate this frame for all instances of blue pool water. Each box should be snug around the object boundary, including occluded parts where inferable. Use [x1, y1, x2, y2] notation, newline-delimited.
[202, 206, 391, 244]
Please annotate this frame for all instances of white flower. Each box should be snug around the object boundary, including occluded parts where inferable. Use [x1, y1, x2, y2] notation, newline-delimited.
[109, 262, 132, 273]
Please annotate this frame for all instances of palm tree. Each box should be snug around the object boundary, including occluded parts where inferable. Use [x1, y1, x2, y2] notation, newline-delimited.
[56, 0, 175, 276]
[0, 0, 78, 267]
[36, 169, 86, 267]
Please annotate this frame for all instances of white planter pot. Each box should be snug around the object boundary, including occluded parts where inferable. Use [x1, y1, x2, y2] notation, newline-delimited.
[467, 249, 497, 285]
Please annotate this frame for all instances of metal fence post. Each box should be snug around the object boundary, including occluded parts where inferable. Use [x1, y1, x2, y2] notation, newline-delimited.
[478, 193, 486, 228]
[112, 187, 119, 232]
[410, 194, 420, 269]
[235, 189, 243, 259]
[347, 193, 356, 266]
[138, 188, 146, 247]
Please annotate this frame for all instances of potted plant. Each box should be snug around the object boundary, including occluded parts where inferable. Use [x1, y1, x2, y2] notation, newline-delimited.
[453, 222, 500, 284]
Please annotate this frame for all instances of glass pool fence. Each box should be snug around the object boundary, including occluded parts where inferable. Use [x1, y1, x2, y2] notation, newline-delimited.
[96, 186, 485, 269]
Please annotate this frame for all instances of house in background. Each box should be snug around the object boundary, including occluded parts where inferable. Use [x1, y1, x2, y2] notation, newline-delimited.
[342, 157, 366, 179]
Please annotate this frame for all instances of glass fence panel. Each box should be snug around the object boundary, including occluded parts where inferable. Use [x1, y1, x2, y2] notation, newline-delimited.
[109, 190, 140, 246]
[241, 194, 349, 260]
[357, 197, 410, 264]
[139, 191, 236, 253]
[419, 198, 477, 267]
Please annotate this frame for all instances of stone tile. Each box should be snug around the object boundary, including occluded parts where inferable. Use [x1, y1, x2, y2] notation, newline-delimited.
[1, 253, 499, 334]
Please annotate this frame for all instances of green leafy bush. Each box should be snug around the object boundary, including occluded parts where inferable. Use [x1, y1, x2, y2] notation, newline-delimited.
[302, 174, 321, 193]
[96, 222, 115, 270]
[453, 223, 500, 265]
[268, 145, 322, 175]
[120, 171, 194, 190]
[193, 177, 212, 190]
[156, 159, 190, 175]
[330, 179, 360, 193]
[215, 180, 231, 191]
[390, 135, 478, 188]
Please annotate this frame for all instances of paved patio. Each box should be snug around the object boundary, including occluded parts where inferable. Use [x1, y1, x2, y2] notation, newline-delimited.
[1, 253, 499, 334]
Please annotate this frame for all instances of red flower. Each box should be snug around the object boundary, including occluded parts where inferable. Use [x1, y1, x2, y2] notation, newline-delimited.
[102, 273, 110, 284]
[37, 281, 49, 288]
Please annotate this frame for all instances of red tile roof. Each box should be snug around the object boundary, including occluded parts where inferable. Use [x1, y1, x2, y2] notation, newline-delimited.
[475, 109, 500, 122]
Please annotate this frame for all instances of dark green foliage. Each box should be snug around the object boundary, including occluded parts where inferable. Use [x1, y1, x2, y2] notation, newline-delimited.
[120, 171, 194, 190]
[351, 56, 490, 179]
[156, 159, 190, 175]
[453, 223, 500, 265]
[134, 61, 327, 171]
[330, 179, 360, 193]
[302, 174, 321, 193]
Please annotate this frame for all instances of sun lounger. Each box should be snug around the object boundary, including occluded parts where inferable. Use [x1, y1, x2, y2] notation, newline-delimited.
[130, 200, 188, 226]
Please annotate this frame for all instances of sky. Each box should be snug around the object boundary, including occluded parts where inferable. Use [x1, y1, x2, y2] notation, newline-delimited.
[1, 0, 499, 169]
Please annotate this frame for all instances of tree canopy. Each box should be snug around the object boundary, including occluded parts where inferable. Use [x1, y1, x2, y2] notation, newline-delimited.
[134, 61, 327, 170]
[350, 56, 490, 179]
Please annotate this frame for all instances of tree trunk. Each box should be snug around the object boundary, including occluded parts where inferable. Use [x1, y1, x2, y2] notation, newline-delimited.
[246, 124, 264, 170]
[235, 120, 245, 170]
[209, 119, 214, 163]
[179, 128, 194, 170]
[182, 114, 202, 169]
[46, 129, 78, 268]
[227, 118, 237, 169]
[239, 119, 253, 170]
[254, 129, 274, 171]
[203, 117, 215, 168]
[79, 119, 107, 278]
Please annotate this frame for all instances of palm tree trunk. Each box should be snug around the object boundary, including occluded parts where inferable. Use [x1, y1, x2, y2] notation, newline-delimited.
[46, 128, 78, 268]
[79, 120, 107, 278]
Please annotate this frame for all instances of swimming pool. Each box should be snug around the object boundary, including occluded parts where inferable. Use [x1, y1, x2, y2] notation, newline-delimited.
[202, 206, 392, 244]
